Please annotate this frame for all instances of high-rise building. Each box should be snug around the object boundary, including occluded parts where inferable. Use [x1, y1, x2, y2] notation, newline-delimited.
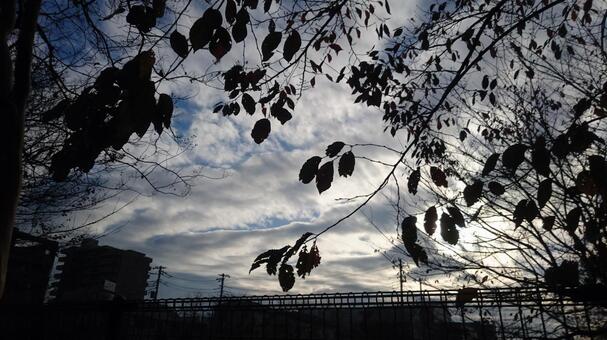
[49, 239, 151, 301]
[2, 231, 58, 304]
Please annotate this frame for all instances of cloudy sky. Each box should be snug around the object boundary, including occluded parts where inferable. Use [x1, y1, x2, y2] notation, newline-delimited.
[69, 0, 448, 298]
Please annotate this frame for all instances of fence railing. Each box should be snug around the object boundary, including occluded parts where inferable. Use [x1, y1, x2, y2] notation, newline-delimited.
[1, 286, 605, 339]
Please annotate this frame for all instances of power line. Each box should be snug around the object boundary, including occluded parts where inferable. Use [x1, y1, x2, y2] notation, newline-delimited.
[161, 281, 217, 292]
[162, 271, 217, 283]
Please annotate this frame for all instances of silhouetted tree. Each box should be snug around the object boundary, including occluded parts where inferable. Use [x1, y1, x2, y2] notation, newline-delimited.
[17, 60, 200, 241]
[248, 0, 607, 315]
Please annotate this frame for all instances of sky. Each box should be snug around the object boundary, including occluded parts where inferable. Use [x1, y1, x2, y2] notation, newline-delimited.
[55, 0, 456, 298]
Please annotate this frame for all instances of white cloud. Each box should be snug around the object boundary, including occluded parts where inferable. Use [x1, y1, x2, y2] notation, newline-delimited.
[61, 0, 432, 298]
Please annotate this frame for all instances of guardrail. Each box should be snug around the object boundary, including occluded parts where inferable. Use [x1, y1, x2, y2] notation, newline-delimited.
[1, 286, 605, 339]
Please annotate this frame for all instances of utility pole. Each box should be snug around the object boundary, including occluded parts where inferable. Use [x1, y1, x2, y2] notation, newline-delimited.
[398, 259, 404, 295]
[152, 266, 164, 301]
[217, 273, 230, 300]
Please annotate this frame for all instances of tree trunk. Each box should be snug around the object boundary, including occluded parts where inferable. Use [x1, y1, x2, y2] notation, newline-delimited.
[0, 0, 41, 297]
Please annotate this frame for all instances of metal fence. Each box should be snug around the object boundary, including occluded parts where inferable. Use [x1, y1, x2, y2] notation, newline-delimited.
[1, 287, 606, 339]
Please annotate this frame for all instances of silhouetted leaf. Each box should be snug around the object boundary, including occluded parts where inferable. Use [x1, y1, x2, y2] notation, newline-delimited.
[157, 93, 173, 129]
[296, 242, 321, 278]
[281, 232, 313, 264]
[262, 31, 282, 61]
[326, 141, 345, 157]
[209, 27, 232, 60]
[316, 161, 334, 194]
[401, 216, 417, 244]
[126, 5, 156, 33]
[170, 31, 188, 58]
[589, 155, 606, 195]
[152, 0, 166, 17]
[532, 137, 550, 177]
[569, 124, 596, 153]
[408, 168, 421, 195]
[338, 151, 355, 177]
[274, 107, 292, 124]
[482, 153, 500, 176]
[42, 99, 70, 122]
[424, 206, 438, 235]
[404, 242, 427, 266]
[190, 18, 212, 51]
[241, 93, 256, 114]
[244, 0, 258, 9]
[278, 264, 295, 292]
[565, 207, 581, 233]
[447, 206, 465, 228]
[524, 200, 538, 223]
[456, 288, 478, 307]
[488, 181, 505, 196]
[459, 130, 467, 141]
[283, 31, 302, 62]
[249, 245, 290, 274]
[502, 144, 527, 174]
[213, 103, 224, 113]
[225, 0, 237, 24]
[551, 134, 570, 159]
[430, 166, 448, 187]
[513, 199, 529, 228]
[263, 0, 272, 12]
[232, 9, 250, 42]
[537, 179, 552, 208]
[203, 8, 223, 29]
[440, 213, 459, 245]
[545, 260, 579, 287]
[299, 156, 322, 184]
[464, 180, 483, 206]
[543, 216, 555, 231]
[470, 206, 482, 222]
[251, 118, 271, 144]
[576, 170, 598, 196]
